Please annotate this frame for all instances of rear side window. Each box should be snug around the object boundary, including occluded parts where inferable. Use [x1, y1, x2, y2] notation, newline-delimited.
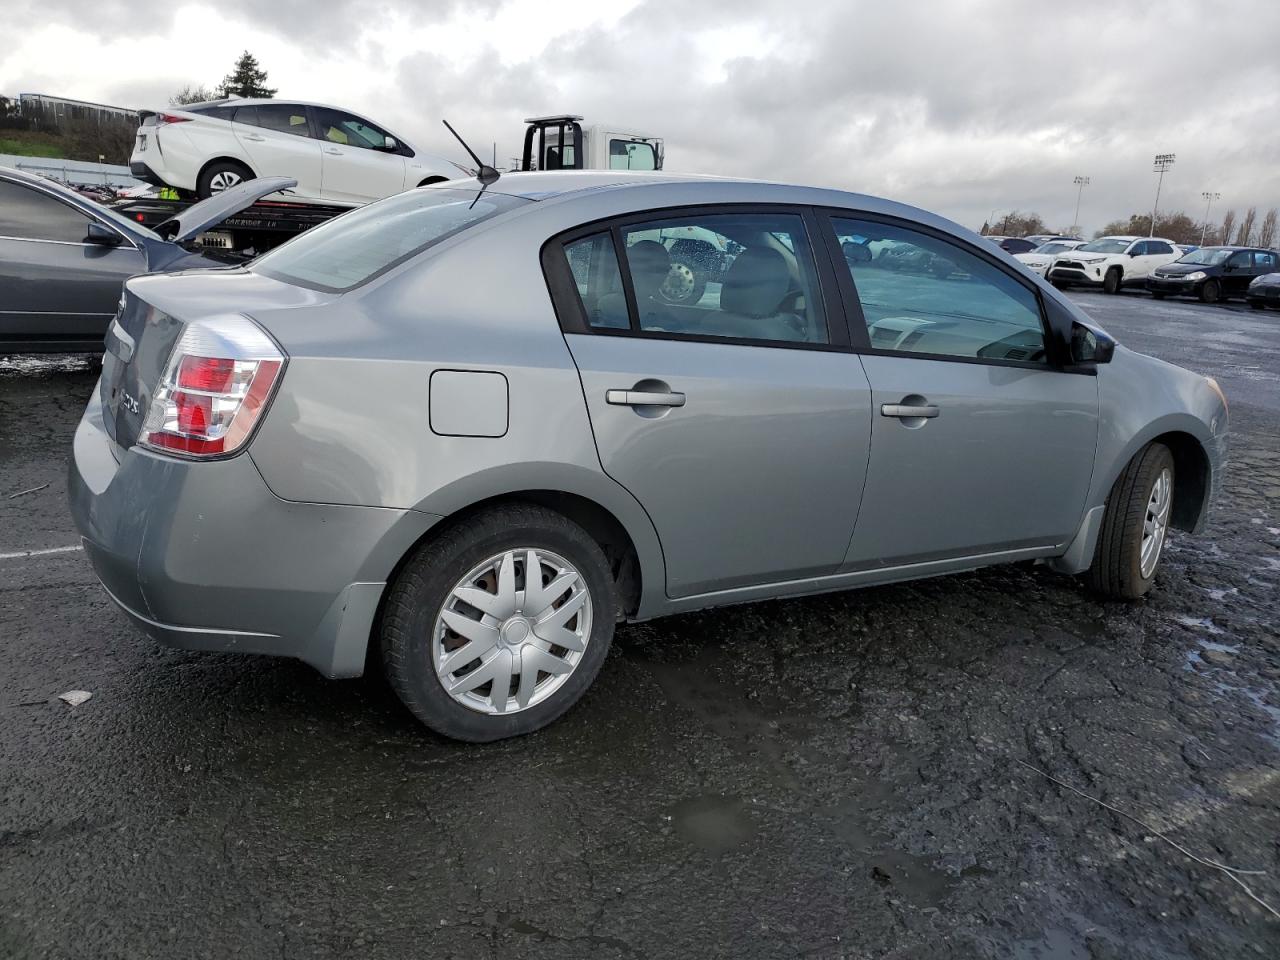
[0, 179, 91, 243]
[252, 187, 528, 292]
[1147, 241, 1174, 255]
[1256, 251, 1278, 270]
[243, 104, 310, 137]
[560, 213, 828, 344]
[832, 216, 1047, 364]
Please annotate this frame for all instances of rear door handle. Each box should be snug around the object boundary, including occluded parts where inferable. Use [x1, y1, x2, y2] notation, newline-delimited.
[881, 403, 940, 418]
[324, 147, 343, 155]
[606, 389, 686, 407]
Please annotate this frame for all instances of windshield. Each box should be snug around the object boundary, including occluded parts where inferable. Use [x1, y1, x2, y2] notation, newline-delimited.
[1176, 248, 1231, 265]
[1079, 238, 1130, 254]
[252, 187, 528, 292]
[1033, 242, 1075, 255]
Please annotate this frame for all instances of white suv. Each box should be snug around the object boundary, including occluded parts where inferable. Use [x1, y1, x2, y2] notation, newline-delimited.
[1047, 236, 1181, 294]
[130, 99, 461, 205]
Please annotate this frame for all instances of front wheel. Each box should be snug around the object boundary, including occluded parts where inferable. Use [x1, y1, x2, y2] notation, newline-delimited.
[1085, 443, 1175, 600]
[1199, 279, 1221, 304]
[1103, 268, 1122, 295]
[1151, 291, 1166, 300]
[1249, 300, 1266, 310]
[380, 503, 617, 741]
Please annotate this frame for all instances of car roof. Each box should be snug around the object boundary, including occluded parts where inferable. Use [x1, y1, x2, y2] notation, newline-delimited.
[484, 170, 756, 200]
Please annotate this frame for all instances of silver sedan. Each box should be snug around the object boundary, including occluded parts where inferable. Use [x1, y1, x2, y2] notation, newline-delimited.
[69, 171, 1229, 741]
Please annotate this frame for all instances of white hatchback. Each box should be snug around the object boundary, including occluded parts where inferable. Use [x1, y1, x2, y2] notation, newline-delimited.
[129, 99, 461, 205]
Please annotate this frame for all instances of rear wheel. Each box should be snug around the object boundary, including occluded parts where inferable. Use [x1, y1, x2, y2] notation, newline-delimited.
[380, 503, 617, 741]
[196, 160, 253, 199]
[1249, 300, 1266, 310]
[1199, 279, 1221, 304]
[1103, 267, 1122, 295]
[1085, 443, 1175, 600]
[659, 260, 707, 305]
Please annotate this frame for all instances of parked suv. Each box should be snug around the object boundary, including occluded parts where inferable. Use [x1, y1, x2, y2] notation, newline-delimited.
[1048, 236, 1181, 293]
[1148, 246, 1280, 303]
[129, 99, 461, 204]
[70, 172, 1228, 742]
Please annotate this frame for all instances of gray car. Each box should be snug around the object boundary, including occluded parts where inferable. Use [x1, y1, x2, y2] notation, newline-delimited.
[0, 166, 294, 353]
[68, 171, 1229, 741]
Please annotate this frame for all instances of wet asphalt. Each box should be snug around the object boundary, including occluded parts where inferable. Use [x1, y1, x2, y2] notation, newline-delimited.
[1, 290, 1278, 959]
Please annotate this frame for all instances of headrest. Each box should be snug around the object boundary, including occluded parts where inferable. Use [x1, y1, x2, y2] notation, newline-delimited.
[720, 247, 791, 318]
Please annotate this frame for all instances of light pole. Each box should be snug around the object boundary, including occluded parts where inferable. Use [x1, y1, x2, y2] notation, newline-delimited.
[1072, 176, 1090, 235]
[1200, 191, 1221, 246]
[1150, 153, 1176, 237]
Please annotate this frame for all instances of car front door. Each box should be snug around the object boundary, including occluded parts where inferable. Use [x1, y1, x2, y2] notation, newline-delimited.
[230, 103, 324, 200]
[827, 213, 1098, 568]
[1223, 250, 1256, 296]
[0, 178, 145, 349]
[549, 209, 873, 598]
[313, 108, 409, 204]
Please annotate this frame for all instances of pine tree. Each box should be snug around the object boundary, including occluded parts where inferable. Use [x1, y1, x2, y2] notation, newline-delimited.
[216, 51, 277, 99]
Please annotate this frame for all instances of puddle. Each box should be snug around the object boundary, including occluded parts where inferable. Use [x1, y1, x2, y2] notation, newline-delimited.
[666, 794, 757, 854]
[1203, 586, 1237, 602]
[1010, 927, 1091, 960]
[1172, 615, 1226, 635]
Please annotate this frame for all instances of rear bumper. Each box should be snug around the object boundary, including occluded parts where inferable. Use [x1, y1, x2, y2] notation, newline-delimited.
[68, 388, 440, 677]
[129, 161, 164, 186]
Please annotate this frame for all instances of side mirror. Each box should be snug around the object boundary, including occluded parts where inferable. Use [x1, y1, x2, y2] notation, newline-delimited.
[1071, 321, 1115, 364]
[85, 222, 121, 247]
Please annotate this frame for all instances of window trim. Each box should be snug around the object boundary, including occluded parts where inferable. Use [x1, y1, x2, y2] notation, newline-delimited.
[0, 174, 139, 249]
[541, 203, 852, 353]
[818, 207, 1075, 371]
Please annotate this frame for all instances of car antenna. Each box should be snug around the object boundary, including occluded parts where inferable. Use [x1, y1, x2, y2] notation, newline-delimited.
[442, 119, 500, 186]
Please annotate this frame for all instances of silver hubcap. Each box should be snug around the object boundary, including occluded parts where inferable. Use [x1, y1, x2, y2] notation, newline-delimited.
[661, 263, 697, 301]
[208, 170, 242, 193]
[1140, 467, 1173, 578]
[432, 548, 592, 715]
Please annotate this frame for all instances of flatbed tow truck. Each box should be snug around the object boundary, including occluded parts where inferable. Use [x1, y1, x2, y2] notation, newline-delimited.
[109, 114, 665, 254]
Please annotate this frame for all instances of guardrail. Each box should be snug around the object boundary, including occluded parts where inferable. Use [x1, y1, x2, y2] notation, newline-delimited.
[0, 153, 141, 188]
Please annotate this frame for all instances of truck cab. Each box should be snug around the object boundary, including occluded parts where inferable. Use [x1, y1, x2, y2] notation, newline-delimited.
[520, 115, 663, 172]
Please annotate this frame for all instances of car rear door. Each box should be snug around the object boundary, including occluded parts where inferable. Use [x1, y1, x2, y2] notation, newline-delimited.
[230, 103, 323, 200]
[0, 177, 145, 348]
[826, 212, 1098, 568]
[313, 107, 409, 204]
[548, 208, 873, 599]
[1142, 240, 1178, 277]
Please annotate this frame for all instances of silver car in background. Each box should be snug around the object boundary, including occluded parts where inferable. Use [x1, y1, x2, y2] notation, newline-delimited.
[69, 171, 1229, 741]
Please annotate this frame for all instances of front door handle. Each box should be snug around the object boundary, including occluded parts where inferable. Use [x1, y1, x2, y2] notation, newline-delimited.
[881, 403, 940, 418]
[606, 389, 686, 407]
[243, 134, 266, 142]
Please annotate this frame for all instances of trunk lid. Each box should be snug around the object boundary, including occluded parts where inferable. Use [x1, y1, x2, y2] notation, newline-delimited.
[99, 268, 329, 451]
[153, 176, 298, 243]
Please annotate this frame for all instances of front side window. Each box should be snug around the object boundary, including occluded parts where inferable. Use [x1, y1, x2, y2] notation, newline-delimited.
[832, 216, 1046, 364]
[1228, 250, 1253, 269]
[314, 108, 393, 151]
[251, 104, 311, 137]
[609, 139, 657, 170]
[609, 213, 828, 344]
[252, 187, 528, 291]
[0, 180, 92, 243]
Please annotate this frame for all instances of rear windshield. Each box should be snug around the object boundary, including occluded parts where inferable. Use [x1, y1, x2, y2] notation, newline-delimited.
[252, 187, 528, 292]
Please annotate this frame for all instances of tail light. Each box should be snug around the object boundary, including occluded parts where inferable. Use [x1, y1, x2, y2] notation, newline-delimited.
[139, 316, 285, 458]
[154, 112, 192, 126]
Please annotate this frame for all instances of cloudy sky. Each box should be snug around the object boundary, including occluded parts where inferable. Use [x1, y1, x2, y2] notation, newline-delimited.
[4, 0, 1278, 235]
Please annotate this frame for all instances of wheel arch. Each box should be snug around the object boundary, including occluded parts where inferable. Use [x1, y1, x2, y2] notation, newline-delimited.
[417, 175, 449, 187]
[1151, 429, 1211, 532]
[197, 155, 256, 186]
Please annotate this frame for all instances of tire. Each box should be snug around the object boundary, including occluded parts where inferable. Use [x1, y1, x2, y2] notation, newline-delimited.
[1199, 279, 1221, 304]
[380, 503, 617, 741]
[658, 260, 707, 305]
[1249, 301, 1266, 310]
[1151, 291, 1166, 300]
[1085, 442, 1176, 600]
[196, 160, 253, 199]
[1103, 267, 1122, 295]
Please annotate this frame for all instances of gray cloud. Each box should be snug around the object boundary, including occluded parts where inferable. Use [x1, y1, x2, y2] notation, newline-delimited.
[4, 0, 1279, 234]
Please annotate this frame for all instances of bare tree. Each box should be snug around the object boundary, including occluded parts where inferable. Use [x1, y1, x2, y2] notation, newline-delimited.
[1258, 208, 1278, 248]
[1220, 209, 1237, 247]
[170, 85, 215, 106]
[1238, 207, 1258, 246]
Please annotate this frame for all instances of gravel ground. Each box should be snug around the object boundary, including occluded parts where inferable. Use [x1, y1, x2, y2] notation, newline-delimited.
[1, 290, 1277, 959]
